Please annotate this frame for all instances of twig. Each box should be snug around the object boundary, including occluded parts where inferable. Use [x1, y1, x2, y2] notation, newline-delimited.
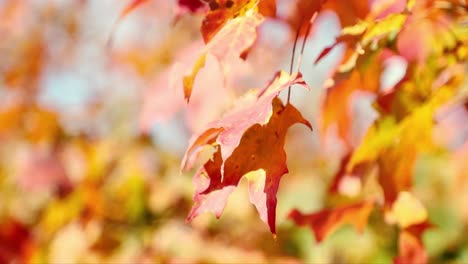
[287, 17, 303, 104]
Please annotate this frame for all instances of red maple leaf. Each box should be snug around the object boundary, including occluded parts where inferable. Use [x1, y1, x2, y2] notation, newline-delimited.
[183, 71, 312, 234]
[186, 98, 312, 234]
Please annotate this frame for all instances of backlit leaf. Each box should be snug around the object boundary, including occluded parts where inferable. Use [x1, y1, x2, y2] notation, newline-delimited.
[288, 201, 374, 242]
[186, 98, 312, 234]
[182, 71, 308, 167]
[394, 222, 432, 264]
[321, 61, 381, 146]
[201, 0, 273, 43]
[385, 191, 428, 228]
[183, 11, 264, 101]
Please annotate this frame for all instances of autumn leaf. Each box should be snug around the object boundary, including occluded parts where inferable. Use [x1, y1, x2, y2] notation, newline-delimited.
[321, 60, 381, 146]
[348, 85, 457, 209]
[347, 117, 398, 171]
[361, 13, 406, 44]
[328, 153, 371, 196]
[385, 191, 428, 228]
[183, 54, 207, 101]
[258, 0, 276, 17]
[314, 34, 361, 66]
[315, 13, 407, 67]
[186, 98, 312, 234]
[287, 0, 327, 36]
[394, 222, 432, 264]
[1, 0, 467, 262]
[201, 0, 275, 43]
[396, 1, 465, 64]
[140, 42, 229, 133]
[0, 104, 23, 138]
[288, 201, 374, 242]
[183, 11, 264, 101]
[328, 0, 373, 29]
[288, 0, 371, 37]
[182, 71, 308, 168]
[0, 218, 34, 264]
[377, 147, 418, 207]
[205, 12, 263, 62]
[394, 231, 428, 264]
[320, 72, 357, 145]
[348, 104, 436, 206]
[182, 71, 311, 235]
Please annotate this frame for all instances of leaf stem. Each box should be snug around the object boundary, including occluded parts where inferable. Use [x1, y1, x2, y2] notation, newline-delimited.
[287, 17, 303, 104]
[295, 12, 317, 73]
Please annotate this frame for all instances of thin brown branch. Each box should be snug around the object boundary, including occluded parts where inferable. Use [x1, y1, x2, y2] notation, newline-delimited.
[287, 17, 303, 104]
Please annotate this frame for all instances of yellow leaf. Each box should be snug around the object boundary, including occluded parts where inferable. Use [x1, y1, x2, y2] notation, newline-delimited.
[386, 191, 428, 228]
[183, 53, 207, 102]
[348, 117, 398, 171]
[341, 21, 369, 36]
[362, 14, 406, 45]
[398, 105, 434, 152]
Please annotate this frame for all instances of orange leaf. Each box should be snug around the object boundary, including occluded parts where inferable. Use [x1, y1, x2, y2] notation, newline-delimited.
[288, 0, 370, 37]
[321, 72, 356, 145]
[287, 0, 327, 36]
[378, 148, 416, 206]
[324, 0, 370, 27]
[182, 71, 310, 234]
[288, 201, 374, 242]
[187, 98, 312, 234]
[258, 0, 276, 17]
[0, 104, 23, 138]
[321, 64, 380, 146]
[201, 0, 270, 43]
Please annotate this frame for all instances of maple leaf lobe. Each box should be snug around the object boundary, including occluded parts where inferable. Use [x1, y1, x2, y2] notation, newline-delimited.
[186, 97, 312, 234]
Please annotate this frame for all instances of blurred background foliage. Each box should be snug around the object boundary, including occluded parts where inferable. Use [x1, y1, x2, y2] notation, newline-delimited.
[0, 0, 467, 263]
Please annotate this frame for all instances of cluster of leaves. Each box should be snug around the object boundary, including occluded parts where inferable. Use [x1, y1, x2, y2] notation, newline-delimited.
[124, 0, 468, 263]
[1, 0, 467, 263]
[0, 1, 327, 263]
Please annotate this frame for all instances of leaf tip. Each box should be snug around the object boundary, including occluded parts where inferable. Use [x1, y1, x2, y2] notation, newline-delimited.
[182, 77, 192, 103]
[304, 119, 313, 131]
